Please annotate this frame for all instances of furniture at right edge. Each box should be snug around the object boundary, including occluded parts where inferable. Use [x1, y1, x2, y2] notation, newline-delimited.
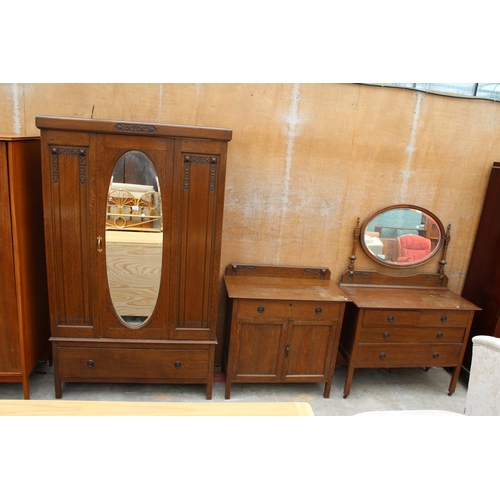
[461, 162, 500, 374]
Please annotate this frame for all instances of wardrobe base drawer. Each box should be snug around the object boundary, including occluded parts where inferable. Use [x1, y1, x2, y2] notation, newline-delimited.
[354, 344, 463, 367]
[56, 346, 212, 381]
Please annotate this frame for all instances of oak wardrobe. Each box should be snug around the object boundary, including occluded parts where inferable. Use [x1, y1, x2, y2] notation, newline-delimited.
[0, 135, 50, 398]
[37, 116, 232, 398]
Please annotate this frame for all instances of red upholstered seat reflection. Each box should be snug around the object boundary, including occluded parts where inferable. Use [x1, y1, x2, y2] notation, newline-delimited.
[396, 234, 431, 263]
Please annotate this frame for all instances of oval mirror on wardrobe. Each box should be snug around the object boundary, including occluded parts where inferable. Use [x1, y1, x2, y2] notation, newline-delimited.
[105, 150, 163, 327]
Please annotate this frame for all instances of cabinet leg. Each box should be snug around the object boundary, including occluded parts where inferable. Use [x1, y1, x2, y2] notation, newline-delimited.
[22, 377, 30, 400]
[206, 381, 213, 400]
[447, 366, 460, 395]
[343, 364, 355, 398]
[225, 380, 231, 399]
[323, 379, 332, 398]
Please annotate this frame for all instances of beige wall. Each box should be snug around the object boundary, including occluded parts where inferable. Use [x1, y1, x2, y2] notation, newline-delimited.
[2, 83, 499, 359]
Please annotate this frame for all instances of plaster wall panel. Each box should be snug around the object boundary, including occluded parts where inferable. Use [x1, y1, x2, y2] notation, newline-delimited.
[22, 83, 202, 133]
[0, 84, 26, 134]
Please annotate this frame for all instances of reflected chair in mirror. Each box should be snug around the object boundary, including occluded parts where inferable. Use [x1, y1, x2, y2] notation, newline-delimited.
[396, 233, 431, 264]
[354, 335, 500, 416]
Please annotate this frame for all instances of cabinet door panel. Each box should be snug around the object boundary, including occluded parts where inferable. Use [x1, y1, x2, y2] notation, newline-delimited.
[233, 321, 286, 379]
[41, 133, 96, 337]
[285, 323, 333, 378]
[0, 143, 21, 371]
[96, 134, 173, 339]
[171, 139, 226, 340]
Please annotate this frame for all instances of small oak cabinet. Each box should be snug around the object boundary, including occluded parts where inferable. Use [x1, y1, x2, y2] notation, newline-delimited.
[0, 135, 50, 398]
[223, 264, 350, 398]
[37, 116, 231, 399]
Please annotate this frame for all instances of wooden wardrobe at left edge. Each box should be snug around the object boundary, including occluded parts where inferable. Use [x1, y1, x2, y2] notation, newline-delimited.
[36, 116, 232, 399]
[0, 135, 50, 399]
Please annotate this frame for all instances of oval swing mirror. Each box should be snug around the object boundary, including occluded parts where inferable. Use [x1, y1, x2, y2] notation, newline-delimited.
[105, 150, 163, 327]
[360, 204, 445, 268]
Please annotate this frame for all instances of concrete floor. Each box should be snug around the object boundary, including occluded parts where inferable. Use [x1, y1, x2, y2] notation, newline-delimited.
[0, 361, 469, 415]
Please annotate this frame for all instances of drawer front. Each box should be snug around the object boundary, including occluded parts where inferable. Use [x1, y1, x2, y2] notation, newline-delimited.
[237, 299, 341, 320]
[359, 327, 465, 344]
[418, 310, 470, 327]
[57, 347, 211, 380]
[363, 310, 419, 326]
[363, 309, 471, 327]
[355, 344, 463, 367]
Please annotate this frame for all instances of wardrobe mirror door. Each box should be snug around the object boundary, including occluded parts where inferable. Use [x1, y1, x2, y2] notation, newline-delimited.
[105, 150, 163, 327]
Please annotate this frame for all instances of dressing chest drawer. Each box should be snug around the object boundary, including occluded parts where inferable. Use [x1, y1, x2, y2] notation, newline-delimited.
[339, 286, 480, 398]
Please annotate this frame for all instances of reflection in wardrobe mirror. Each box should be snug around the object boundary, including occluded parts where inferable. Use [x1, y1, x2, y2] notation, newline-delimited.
[360, 204, 445, 268]
[105, 150, 163, 327]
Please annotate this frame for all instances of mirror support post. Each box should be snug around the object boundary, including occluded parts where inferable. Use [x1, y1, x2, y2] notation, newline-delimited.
[348, 217, 361, 283]
[438, 224, 451, 286]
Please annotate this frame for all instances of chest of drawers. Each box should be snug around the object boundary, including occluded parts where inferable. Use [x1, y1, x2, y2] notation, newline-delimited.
[339, 285, 480, 397]
[223, 264, 350, 399]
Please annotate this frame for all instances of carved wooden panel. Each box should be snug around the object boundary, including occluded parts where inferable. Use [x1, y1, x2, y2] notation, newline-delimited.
[47, 145, 93, 329]
[171, 139, 226, 340]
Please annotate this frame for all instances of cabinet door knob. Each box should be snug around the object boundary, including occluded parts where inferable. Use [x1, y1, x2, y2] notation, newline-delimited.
[315, 307, 323, 314]
[433, 353, 439, 359]
[383, 332, 390, 338]
[387, 315, 395, 322]
[437, 332, 443, 339]
[285, 344, 290, 358]
[174, 361, 182, 369]
[441, 315, 447, 322]
[87, 360, 94, 367]
[379, 353, 386, 359]
[257, 306, 265, 313]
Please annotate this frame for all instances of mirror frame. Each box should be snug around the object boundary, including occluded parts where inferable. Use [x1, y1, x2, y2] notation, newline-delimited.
[359, 204, 446, 268]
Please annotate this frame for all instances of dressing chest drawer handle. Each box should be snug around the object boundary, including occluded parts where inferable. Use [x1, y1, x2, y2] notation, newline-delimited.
[174, 361, 182, 369]
[437, 332, 443, 339]
[387, 315, 395, 322]
[433, 353, 439, 359]
[257, 306, 265, 313]
[383, 332, 390, 339]
[87, 360, 94, 367]
[441, 315, 447, 322]
[379, 353, 386, 359]
[315, 307, 323, 314]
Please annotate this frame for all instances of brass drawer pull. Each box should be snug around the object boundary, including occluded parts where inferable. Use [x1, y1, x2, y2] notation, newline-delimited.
[315, 307, 323, 314]
[437, 332, 443, 339]
[174, 361, 182, 369]
[387, 315, 395, 322]
[383, 332, 390, 339]
[87, 360, 94, 367]
[97, 235, 103, 253]
[433, 353, 439, 359]
[257, 306, 265, 313]
[379, 353, 386, 359]
[441, 315, 447, 322]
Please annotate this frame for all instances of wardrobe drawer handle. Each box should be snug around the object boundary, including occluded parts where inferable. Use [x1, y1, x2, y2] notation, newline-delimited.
[315, 307, 323, 314]
[174, 361, 182, 369]
[433, 353, 439, 359]
[441, 315, 447, 322]
[257, 306, 265, 313]
[87, 360, 94, 367]
[437, 332, 443, 339]
[379, 353, 386, 359]
[387, 315, 395, 322]
[383, 332, 390, 339]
